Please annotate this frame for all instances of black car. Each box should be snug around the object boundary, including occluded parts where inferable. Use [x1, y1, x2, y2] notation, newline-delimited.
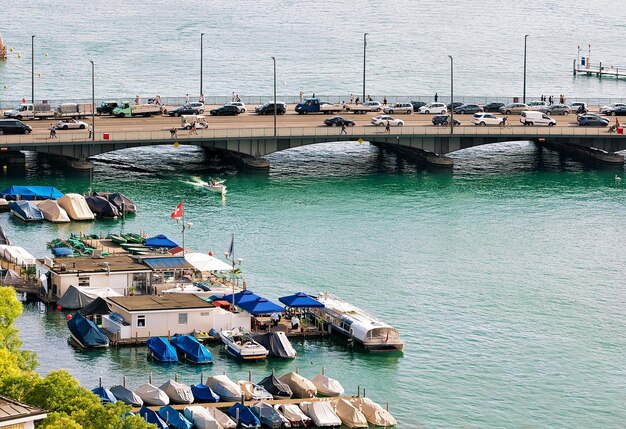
[577, 114, 609, 126]
[484, 102, 505, 112]
[255, 102, 287, 115]
[608, 106, 626, 116]
[209, 105, 241, 116]
[0, 119, 32, 135]
[324, 116, 355, 127]
[169, 102, 205, 116]
[447, 102, 463, 111]
[96, 101, 119, 115]
[410, 101, 427, 112]
[453, 104, 483, 114]
[432, 115, 460, 126]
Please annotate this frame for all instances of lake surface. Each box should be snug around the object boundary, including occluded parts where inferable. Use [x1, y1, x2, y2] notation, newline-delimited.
[3, 2, 626, 428]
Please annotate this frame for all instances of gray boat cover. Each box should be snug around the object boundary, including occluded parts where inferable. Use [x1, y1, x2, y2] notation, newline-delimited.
[58, 285, 94, 309]
[134, 383, 170, 406]
[110, 385, 144, 407]
[159, 380, 194, 404]
[251, 332, 296, 358]
[206, 408, 236, 429]
[205, 375, 242, 402]
[79, 297, 112, 316]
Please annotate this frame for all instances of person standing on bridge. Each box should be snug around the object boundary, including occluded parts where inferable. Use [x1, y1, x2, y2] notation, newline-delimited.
[434, 92, 438, 102]
[383, 96, 387, 105]
[48, 124, 57, 139]
[170, 127, 177, 139]
[199, 94, 205, 104]
[385, 121, 391, 133]
[340, 123, 347, 135]
[88, 124, 92, 139]
[134, 95, 140, 105]
[299, 91, 304, 102]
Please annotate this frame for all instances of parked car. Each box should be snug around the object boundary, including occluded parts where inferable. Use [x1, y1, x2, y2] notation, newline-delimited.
[209, 105, 241, 116]
[499, 103, 528, 115]
[484, 102, 505, 112]
[96, 101, 119, 115]
[56, 119, 88, 130]
[227, 102, 247, 113]
[577, 114, 609, 126]
[324, 116, 355, 127]
[527, 101, 548, 111]
[168, 102, 205, 116]
[0, 119, 32, 135]
[471, 113, 503, 126]
[447, 102, 464, 111]
[540, 104, 571, 115]
[418, 102, 447, 114]
[347, 101, 382, 114]
[255, 102, 287, 115]
[520, 111, 556, 126]
[432, 115, 460, 126]
[605, 105, 626, 116]
[371, 115, 404, 127]
[410, 101, 428, 112]
[454, 104, 483, 114]
[599, 103, 626, 115]
[383, 103, 413, 114]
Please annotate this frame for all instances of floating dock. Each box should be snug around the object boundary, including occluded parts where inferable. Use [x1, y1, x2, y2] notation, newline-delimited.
[573, 60, 626, 79]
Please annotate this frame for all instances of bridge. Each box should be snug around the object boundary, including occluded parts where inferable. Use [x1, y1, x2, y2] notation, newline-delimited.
[1, 124, 625, 169]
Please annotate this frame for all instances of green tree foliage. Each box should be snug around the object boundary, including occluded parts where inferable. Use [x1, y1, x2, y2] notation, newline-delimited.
[0, 288, 36, 371]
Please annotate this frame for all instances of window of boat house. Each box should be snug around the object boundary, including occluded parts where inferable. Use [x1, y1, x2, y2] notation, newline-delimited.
[137, 315, 145, 328]
[78, 276, 90, 287]
[179, 313, 188, 325]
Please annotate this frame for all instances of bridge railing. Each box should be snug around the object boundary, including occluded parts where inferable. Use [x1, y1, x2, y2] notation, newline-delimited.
[0, 125, 618, 146]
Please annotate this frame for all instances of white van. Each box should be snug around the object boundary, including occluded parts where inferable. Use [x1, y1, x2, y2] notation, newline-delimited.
[520, 110, 556, 126]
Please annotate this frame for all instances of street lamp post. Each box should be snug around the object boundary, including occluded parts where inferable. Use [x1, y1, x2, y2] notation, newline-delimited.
[200, 33, 204, 99]
[523, 34, 529, 103]
[448, 55, 454, 135]
[90, 60, 95, 142]
[362, 33, 368, 103]
[271, 56, 276, 137]
[31, 35, 35, 104]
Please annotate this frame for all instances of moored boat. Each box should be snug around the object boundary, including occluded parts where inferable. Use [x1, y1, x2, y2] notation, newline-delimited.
[279, 371, 317, 399]
[8, 201, 44, 222]
[158, 405, 193, 429]
[299, 401, 341, 428]
[102, 192, 137, 214]
[205, 375, 243, 402]
[57, 193, 95, 220]
[219, 329, 268, 360]
[203, 180, 227, 195]
[238, 380, 274, 401]
[110, 384, 143, 407]
[228, 403, 260, 429]
[138, 405, 168, 429]
[86, 195, 119, 218]
[170, 335, 213, 364]
[349, 397, 397, 427]
[251, 331, 297, 358]
[134, 383, 170, 406]
[311, 373, 344, 397]
[334, 399, 368, 428]
[250, 402, 284, 429]
[92, 386, 117, 404]
[159, 379, 194, 404]
[206, 408, 237, 429]
[190, 383, 220, 403]
[275, 404, 311, 428]
[183, 406, 222, 429]
[146, 337, 178, 363]
[36, 199, 70, 222]
[258, 373, 292, 399]
[109, 234, 126, 244]
[67, 312, 109, 348]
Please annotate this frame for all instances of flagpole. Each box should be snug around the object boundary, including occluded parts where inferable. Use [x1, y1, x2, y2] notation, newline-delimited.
[181, 200, 185, 257]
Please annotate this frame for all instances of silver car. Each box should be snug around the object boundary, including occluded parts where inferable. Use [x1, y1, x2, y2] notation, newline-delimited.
[540, 104, 571, 115]
[499, 103, 528, 115]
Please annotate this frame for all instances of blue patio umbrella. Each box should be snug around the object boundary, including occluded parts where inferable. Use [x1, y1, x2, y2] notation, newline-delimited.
[278, 292, 325, 308]
[231, 289, 261, 305]
[238, 297, 285, 315]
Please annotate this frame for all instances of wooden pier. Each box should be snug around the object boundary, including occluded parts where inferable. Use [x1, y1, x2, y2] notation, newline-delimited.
[573, 60, 626, 78]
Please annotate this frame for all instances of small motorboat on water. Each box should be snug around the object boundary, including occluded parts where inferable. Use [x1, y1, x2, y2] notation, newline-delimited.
[299, 402, 341, 428]
[228, 403, 260, 429]
[190, 383, 220, 403]
[170, 335, 213, 364]
[159, 379, 194, 404]
[110, 384, 143, 407]
[258, 373, 292, 399]
[250, 402, 284, 429]
[146, 337, 178, 363]
[219, 329, 269, 360]
[67, 312, 109, 348]
[134, 383, 170, 406]
[238, 380, 274, 401]
[157, 405, 193, 429]
[334, 399, 368, 428]
[279, 371, 317, 399]
[349, 397, 397, 427]
[311, 373, 344, 397]
[183, 406, 222, 429]
[138, 405, 168, 429]
[275, 404, 311, 428]
[203, 180, 227, 195]
[205, 375, 243, 402]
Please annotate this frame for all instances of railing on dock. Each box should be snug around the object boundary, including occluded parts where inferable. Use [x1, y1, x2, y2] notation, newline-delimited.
[573, 60, 626, 78]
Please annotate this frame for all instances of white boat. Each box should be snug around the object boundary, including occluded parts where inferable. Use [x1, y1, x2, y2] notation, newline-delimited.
[183, 406, 222, 429]
[206, 407, 237, 429]
[349, 397, 397, 427]
[57, 193, 95, 220]
[313, 292, 404, 352]
[272, 405, 293, 428]
[334, 399, 368, 428]
[278, 372, 317, 399]
[219, 329, 269, 360]
[133, 383, 170, 406]
[203, 180, 227, 195]
[299, 401, 341, 427]
[159, 379, 194, 404]
[275, 404, 311, 428]
[238, 380, 274, 401]
[311, 373, 344, 397]
[205, 375, 243, 402]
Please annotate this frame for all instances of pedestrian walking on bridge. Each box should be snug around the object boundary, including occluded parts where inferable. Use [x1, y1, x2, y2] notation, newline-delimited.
[170, 127, 177, 139]
[48, 124, 57, 139]
[340, 123, 347, 135]
[385, 121, 391, 133]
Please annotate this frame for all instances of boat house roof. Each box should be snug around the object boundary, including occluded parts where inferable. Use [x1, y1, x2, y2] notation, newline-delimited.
[0, 395, 47, 424]
[46, 255, 151, 274]
[141, 257, 194, 271]
[108, 294, 213, 312]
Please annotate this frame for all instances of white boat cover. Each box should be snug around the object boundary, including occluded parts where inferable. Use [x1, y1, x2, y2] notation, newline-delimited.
[134, 383, 170, 406]
[279, 372, 317, 398]
[335, 399, 368, 428]
[110, 385, 143, 407]
[57, 193, 95, 220]
[349, 397, 397, 426]
[299, 401, 341, 427]
[0, 245, 36, 265]
[183, 406, 223, 429]
[311, 374, 344, 397]
[237, 380, 273, 401]
[185, 252, 232, 272]
[205, 375, 243, 402]
[36, 199, 70, 222]
[276, 404, 311, 427]
[159, 379, 194, 404]
[207, 408, 236, 429]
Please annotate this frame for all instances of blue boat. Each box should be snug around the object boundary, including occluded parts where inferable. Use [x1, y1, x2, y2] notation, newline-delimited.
[250, 402, 283, 429]
[170, 335, 212, 364]
[146, 337, 179, 363]
[8, 201, 44, 222]
[67, 312, 109, 348]
[51, 247, 74, 257]
[228, 403, 260, 428]
[138, 405, 168, 429]
[157, 405, 193, 429]
[0, 185, 64, 200]
[190, 383, 220, 403]
[92, 386, 117, 404]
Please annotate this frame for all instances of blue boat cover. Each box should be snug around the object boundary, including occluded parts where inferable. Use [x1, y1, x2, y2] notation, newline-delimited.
[138, 405, 168, 429]
[51, 247, 74, 256]
[92, 386, 117, 404]
[142, 257, 193, 270]
[170, 335, 213, 364]
[190, 383, 220, 403]
[147, 337, 179, 363]
[9, 201, 44, 221]
[67, 312, 109, 348]
[279, 292, 325, 308]
[229, 403, 260, 427]
[1, 185, 64, 200]
[158, 405, 193, 429]
[144, 234, 178, 248]
[238, 297, 285, 315]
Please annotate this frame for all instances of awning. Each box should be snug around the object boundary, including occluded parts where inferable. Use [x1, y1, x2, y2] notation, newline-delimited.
[144, 234, 178, 248]
[184, 253, 232, 272]
[278, 292, 325, 308]
[142, 257, 194, 271]
[238, 297, 285, 315]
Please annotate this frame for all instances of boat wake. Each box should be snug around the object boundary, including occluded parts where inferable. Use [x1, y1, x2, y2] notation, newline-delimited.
[183, 176, 227, 195]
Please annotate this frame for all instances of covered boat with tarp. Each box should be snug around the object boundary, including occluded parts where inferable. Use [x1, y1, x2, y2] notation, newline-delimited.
[206, 408, 236, 429]
[67, 312, 109, 348]
[35, 199, 70, 222]
[349, 397, 397, 426]
[170, 335, 213, 364]
[92, 386, 117, 404]
[205, 375, 243, 402]
[58, 285, 122, 310]
[276, 403, 311, 427]
[147, 337, 178, 363]
[299, 402, 341, 428]
[85, 195, 119, 218]
[159, 379, 194, 404]
[58, 193, 95, 220]
[0, 225, 11, 245]
[145, 234, 178, 248]
[0, 245, 35, 265]
[251, 332, 296, 358]
[0, 185, 63, 200]
[79, 297, 112, 316]
[311, 373, 344, 397]
[158, 405, 193, 429]
[228, 403, 260, 429]
[102, 192, 137, 214]
[8, 201, 44, 221]
[279, 372, 317, 398]
[334, 398, 368, 428]
[250, 402, 283, 429]
[258, 373, 292, 399]
[190, 383, 220, 403]
[134, 383, 169, 406]
[138, 405, 168, 429]
[183, 406, 222, 429]
[110, 384, 143, 407]
[238, 381, 273, 401]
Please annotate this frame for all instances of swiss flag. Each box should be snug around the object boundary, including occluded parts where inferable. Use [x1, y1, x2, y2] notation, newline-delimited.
[171, 202, 183, 219]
